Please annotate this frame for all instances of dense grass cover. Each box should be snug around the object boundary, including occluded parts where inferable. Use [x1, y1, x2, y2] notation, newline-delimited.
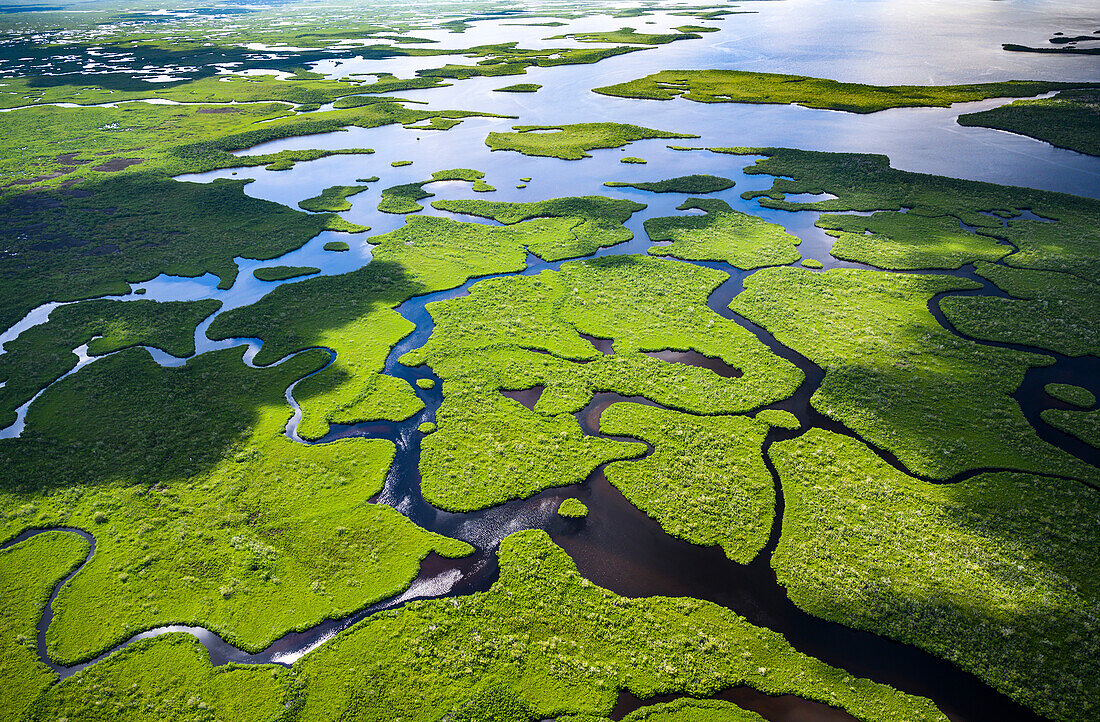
[601, 404, 776, 563]
[0, 347, 469, 664]
[644, 198, 801, 268]
[252, 266, 321, 282]
[732, 267, 1097, 482]
[402, 257, 802, 511]
[485, 123, 696, 160]
[295, 530, 947, 721]
[958, 88, 1100, 157]
[557, 498, 589, 518]
[770, 429, 1100, 721]
[378, 168, 489, 214]
[551, 27, 703, 45]
[25, 634, 295, 722]
[939, 262, 1100, 357]
[604, 174, 735, 194]
[416, 45, 644, 81]
[1041, 408, 1100, 449]
[610, 698, 766, 722]
[323, 241, 351, 252]
[0, 298, 219, 429]
[726, 147, 1100, 285]
[0, 95, 493, 192]
[211, 207, 635, 441]
[594, 70, 1091, 113]
[412, 356, 645, 511]
[0, 176, 358, 332]
[494, 83, 542, 93]
[820, 212, 1009, 270]
[565, 698, 767, 722]
[377, 182, 431, 214]
[621, 157, 647, 164]
[1046, 383, 1096, 408]
[0, 531, 90, 722]
[0, 69, 438, 111]
[298, 184, 371, 212]
[431, 196, 646, 260]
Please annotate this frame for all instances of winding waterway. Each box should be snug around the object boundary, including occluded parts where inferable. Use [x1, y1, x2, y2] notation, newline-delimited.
[3, 1, 1100, 719]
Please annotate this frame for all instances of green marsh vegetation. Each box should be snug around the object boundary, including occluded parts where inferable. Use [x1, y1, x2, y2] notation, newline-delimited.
[253, 266, 321, 282]
[958, 88, 1100, 157]
[604, 174, 735, 194]
[430, 196, 646, 260]
[939, 262, 1100, 357]
[644, 198, 802, 269]
[298, 184, 372, 213]
[0, 531, 90, 722]
[620, 156, 648, 164]
[415, 45, 645, 81]
[323, 241, 351, 252]
[410, 355, 644, 511]
[24, 634, 296, 722]
[725, 147, 1100, 285]
[556, 498, 589, 518]
[0, 91, 494, 193]
[494, 83, 542, 93]
[378, 168, 491, 214]
[0, 176, 357, 333]
[0, 35, 647, 113]
[209, 204, 649, 442]
[378, 182, 434, 214]
[0, 347, 470, 664]
[0, 71, 396, 112]
[402, 256, 802, 511]
[1046, 384, 1096, 408]
[600, 404, 789, 563]
[1041, 407, 1100, 449]
[550, 26, 704, 45]
[0, 298, 219, 429]
[295, 530, 947, 722]
[0, 89, 508, 330]
[485, 123, 697, 160]
[731, 267, 1098, 482]
[818, 212, 1010, 270]
[564, 698, 767, 722]
[770, 429, 1100, 721]
[593, 70, 1095, 113]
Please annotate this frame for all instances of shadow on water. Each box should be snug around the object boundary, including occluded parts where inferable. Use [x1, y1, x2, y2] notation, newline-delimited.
[928, 276, 1100, 471]
[612, 687, 859, 722]
[554, 393, 1047, 722]
[5, 221, 1084, 719]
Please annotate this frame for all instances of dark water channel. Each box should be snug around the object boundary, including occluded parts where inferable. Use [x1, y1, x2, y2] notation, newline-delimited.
[289, 245, 1061, 720]
[10, 210, 1090, 720]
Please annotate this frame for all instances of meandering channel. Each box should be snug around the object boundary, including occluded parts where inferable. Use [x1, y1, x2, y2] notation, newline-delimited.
[3, 195, 1084, 722]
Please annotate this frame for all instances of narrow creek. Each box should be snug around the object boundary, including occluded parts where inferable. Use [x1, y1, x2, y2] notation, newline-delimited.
[4, 195, 1089, 722]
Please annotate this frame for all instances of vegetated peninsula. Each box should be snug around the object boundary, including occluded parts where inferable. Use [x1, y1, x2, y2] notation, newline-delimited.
[485, 122, 698, 159]
[604, 174, 735, 193]
[594, 69, 1098, 113]
[958, 88, 1100, 156]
